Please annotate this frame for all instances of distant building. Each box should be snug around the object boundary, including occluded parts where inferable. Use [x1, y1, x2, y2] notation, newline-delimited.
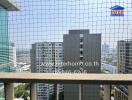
[0, 0, 19, 65]
[16, 50, 31, 64]
[31, 42, 63, 100]
[101, 64, 117, 74]
[0, 0, 19, 99]
[117, 40, 132, 73]
[0, 1, 19, 72]
[110, 48, 117, 55]
[102, 43, 110, 55]
[0, 42, 17, 72]
[16, 64, 30, 72]
[63, 29, 101, 100]
[9, 42, 17, 67]
[114, 40, 132, 100]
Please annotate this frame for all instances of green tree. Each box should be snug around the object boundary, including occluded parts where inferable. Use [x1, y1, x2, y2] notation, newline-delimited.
[14, 84, 30, 100]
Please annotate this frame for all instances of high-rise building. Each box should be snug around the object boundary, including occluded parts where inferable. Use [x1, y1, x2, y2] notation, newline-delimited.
[63, 29, 101, 100]
[31, 42, 63, 100]
[9, 42, 17, 67]
[102, 43, 110, 55]
[0, 0, 19, 65]
[117, 40, 132, 74]
[114, 40, 132, 100]
[0, 0, 19, 99]
[0, 42, 17, 72]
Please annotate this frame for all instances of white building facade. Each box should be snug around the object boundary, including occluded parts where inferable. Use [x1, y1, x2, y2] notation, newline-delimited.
[31, 42, 63, 100]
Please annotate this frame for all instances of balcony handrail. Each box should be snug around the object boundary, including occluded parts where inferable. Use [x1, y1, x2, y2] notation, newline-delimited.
[0, 73, 132, 84]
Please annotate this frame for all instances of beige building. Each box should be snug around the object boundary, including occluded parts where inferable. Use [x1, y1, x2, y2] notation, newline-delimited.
[114, 40, 132, 100]
[117, 40, 132, 73]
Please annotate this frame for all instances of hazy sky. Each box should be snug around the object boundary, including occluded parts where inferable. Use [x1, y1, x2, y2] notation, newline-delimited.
[8, 0, 132, 50]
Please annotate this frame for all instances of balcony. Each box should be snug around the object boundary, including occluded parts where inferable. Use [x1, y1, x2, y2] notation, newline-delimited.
[0, 73, 132, 100]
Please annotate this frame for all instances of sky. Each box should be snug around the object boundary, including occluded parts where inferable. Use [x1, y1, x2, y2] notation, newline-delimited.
[8, 0, 132, 50]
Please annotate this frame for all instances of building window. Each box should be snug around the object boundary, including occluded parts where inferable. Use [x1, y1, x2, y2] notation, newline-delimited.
[80, 38, 83, 42]
[80, 44, 83, 48]
[80, 34, 84, 38]
[80, 48, 83, 51]
[59, 44, 62, 46]
[80, 51, 83, 55]
[80, 54, 83, 57]
[80, 57, 83, 61]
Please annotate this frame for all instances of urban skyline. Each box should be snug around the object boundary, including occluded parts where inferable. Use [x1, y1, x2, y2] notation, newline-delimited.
[0, 0, 132, 100]
[9, 0, 132, 50]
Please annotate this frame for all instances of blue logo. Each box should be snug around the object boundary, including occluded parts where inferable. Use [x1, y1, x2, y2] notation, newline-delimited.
[110, 5, 125, 16]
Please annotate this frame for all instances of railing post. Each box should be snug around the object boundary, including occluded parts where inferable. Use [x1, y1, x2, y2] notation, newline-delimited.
[103, 85, 111, 100]
[55, 84, 59, 100]
[30, 83, 37, 100]
[4, 83, 14, 100]
[79, 84, 82, 100]
[128, 85, 132, 100]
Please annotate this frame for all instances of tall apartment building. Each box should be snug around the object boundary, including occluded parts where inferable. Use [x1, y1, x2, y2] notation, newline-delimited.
[0, 42, 17, 72]
[31, 42, 63, 100]
[118, 40, 132, 73]
[0, 0, 19, 65]
[63, 29, 101, 100]
[114, 40, 132, 100]
[0, 0, 19, 99]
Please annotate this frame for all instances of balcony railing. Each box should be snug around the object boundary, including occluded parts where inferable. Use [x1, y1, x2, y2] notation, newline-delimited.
[0, 73, 132, 100]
